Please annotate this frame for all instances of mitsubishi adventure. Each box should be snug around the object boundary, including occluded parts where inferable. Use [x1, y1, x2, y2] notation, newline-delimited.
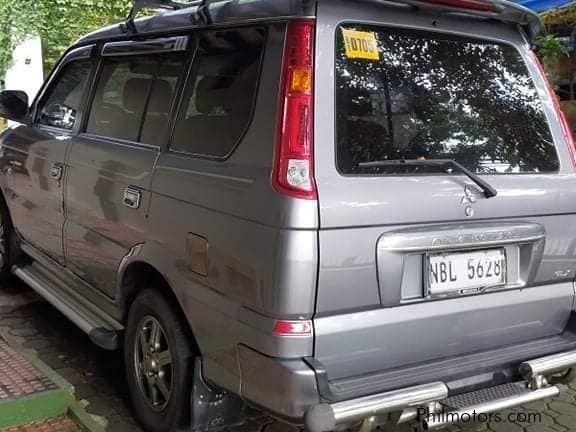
[0, 0, 575, 431]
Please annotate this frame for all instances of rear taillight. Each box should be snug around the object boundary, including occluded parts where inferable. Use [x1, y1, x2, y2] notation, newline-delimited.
[272, 20, 317, 200]
[421, 0, 495, 11]
[531, 50, 576, 169]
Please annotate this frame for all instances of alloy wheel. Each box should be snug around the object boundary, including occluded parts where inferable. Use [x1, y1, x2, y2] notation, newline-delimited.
[133, 316, 174, 412]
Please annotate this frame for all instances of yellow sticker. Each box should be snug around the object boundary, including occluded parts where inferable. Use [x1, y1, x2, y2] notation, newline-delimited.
[342, 29, 380, 61]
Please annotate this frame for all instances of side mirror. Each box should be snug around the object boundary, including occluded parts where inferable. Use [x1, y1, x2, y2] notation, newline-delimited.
[0, 90, 29, 123]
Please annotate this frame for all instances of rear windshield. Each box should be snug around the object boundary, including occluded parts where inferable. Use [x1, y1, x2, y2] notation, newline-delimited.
[336, 25, 559, 175]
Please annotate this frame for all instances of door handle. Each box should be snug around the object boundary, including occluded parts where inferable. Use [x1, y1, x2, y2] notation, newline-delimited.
[49, 164, 63, 181]
[123, 187, 142, 209]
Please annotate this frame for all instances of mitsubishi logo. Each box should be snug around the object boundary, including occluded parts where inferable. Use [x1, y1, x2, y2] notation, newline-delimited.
[461, 185, 476, 217]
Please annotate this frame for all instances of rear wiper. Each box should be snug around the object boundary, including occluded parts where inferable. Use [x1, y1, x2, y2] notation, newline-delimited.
[358, 159, 498, 199]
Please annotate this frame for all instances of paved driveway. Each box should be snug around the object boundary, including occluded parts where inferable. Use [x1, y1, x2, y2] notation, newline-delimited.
[1, 280, 576, 432]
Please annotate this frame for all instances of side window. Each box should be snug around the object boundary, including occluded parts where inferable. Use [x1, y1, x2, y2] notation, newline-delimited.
[86, 52, 185, 145]
[37, 60, 93, 130]
[171, 27, 266, 158]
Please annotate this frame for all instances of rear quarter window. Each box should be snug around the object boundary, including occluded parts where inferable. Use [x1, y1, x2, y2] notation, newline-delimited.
[170, 26, 266, 159]
[335, 25, 559, 175]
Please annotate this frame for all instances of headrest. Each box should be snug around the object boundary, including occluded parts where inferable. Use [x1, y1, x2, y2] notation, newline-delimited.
[123, 78, 152, 113]
[195, 76, 235, 115]
[148, 79, 173, 114]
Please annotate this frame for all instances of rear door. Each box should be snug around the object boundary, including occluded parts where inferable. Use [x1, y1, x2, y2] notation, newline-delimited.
[313, 0, 576, 381]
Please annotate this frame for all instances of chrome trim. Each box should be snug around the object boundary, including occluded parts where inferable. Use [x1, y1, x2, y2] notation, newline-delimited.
[331, 382, 448, 424]
[378, 222, 545, 252]
[102, 36, 189, 56]
[304, 348, 576, 432]
[424, 385, 561, 430]
[520, 350, 576, 379]
[49, 164, 64, 181]
[123, 187, 142, 209]
[397, 407, 419, 424]
[304, 382, 448, 432]
[378, 223, 544, 306]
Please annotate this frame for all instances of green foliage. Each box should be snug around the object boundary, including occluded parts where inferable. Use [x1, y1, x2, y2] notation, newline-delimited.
[337, 29, 559, 173]
[533, 34, 569, 88]
[534, 34, 569, 63]
[0, 0, 132, 79]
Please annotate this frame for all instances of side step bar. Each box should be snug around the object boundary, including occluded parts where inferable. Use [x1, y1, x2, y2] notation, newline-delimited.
[13, 264, 123, 350]
[304, 349, 576, 432]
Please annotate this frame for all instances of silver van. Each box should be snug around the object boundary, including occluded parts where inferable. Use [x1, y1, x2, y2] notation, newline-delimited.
[0, 0, 576, 431]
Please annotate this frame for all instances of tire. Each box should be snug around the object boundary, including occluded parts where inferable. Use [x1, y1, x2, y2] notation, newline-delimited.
[0, 195, 14, 283]
[125, 288, 197, 432]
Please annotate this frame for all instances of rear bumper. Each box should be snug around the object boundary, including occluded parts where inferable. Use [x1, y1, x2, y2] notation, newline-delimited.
[304, 349, 576, 432]
[303, 380, 564, 432]
[235, 316, 576, 427]
[313, 283, 574, 382]
[237, 345, 320, 420]
[310, 321, 576, 403]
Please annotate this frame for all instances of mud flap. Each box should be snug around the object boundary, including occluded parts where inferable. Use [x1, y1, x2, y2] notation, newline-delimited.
[191, 358, 246, 431]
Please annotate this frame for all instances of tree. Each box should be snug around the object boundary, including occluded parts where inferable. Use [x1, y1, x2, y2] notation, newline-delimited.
[534, 34, 569, 93]
[336, 27, 559, 174]
[539, 7, 576, 98]
[542, 3, 576, 26]
[0, 0, 131, 79]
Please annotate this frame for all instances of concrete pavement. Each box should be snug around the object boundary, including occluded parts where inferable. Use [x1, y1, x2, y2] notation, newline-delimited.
[2, 279, 576, 432]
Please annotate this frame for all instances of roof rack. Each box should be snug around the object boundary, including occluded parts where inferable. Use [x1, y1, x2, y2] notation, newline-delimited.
[117, 0, 540, 39]
[123, 0, 212, 33]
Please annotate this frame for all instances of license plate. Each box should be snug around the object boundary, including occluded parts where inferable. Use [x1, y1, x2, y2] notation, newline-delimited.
[427, 249, 506, 296]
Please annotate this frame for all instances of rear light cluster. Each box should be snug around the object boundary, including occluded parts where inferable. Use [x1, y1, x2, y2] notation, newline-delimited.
[531, 51, 576, 169]
[273, 20, 317, 200]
